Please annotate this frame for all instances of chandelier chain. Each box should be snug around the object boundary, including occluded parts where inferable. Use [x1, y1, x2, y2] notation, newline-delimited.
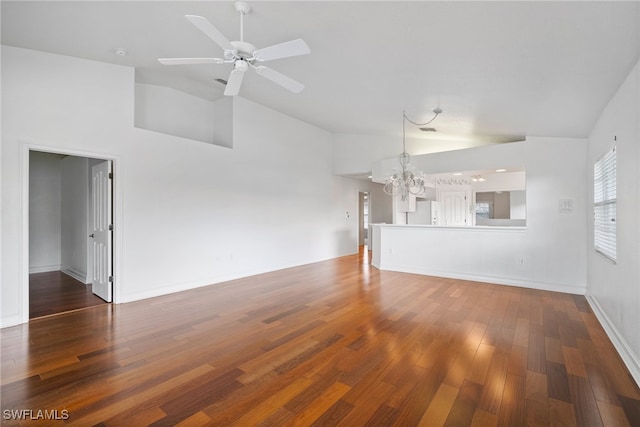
[403, 108, 442, 127]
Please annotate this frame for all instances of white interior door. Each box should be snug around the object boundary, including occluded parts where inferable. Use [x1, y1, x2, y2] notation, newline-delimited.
[440, 190, 469, 226]
[91, 161, 112, 302]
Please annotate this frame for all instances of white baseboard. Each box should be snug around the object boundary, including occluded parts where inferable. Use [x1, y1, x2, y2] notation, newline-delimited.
[1, 313, 25, 329]
[120, 273, 247, 303]
[378, 263, 586, 295]
[586, 294, 640, 387]
[29, 264, 61, 274]
[120, 267, 299, 303]
[120, 268, 285, 303]
[61, 268, 90, 284]
[119, 253, 358, 304]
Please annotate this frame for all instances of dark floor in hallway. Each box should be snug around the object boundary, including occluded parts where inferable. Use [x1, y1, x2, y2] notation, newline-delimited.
[30, 271, 106, 319]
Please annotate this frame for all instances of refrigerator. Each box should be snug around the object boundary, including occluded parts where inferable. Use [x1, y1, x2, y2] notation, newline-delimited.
[407, 200, 440, 225]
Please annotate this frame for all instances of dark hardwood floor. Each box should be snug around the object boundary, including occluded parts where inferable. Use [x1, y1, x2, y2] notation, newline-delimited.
[3, 248, 639, 425]
[29, 271, 106, 319]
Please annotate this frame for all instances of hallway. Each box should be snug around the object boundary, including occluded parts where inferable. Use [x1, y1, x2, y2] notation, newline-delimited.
[30, 271, 106, 319]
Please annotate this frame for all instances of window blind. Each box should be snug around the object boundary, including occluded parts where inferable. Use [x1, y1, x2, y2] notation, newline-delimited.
[594, 145, 616, 261]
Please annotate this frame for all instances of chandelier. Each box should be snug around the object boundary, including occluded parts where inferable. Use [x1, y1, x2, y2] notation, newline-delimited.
[383, 108, 442, 200]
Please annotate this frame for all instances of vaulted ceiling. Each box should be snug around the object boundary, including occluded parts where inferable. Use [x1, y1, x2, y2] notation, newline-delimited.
[2, 1, 639, 144]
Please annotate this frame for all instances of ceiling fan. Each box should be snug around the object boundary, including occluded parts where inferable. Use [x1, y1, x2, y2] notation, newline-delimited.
[158, 1, 310, 96]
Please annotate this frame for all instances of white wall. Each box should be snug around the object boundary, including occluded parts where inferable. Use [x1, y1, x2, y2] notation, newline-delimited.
[1, 46, 363, 326]
[28, 151, 62, 273]
[510, 190, 526, 219]
[372, 137, 588, 294]
[134, 83, 215, 145]
[368, 182, 392, 225]
[587, 60, 640, 384]
[61, 155, 89, 283]
[212, 96, 233, 149]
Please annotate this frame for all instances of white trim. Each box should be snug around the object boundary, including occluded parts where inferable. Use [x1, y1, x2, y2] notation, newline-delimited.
[0, 314, 24, 329]
[19, 141, 124, 326]
[21, 142, 29, 324]
[29, 264, 61, 274]
[375, 263, 586, 295]
[120, 255, 356, 304]
[61, 268, 90, 284]
[121, 275, 248, 304]
[586, 294, 640, 387]
[373, 223, 526, 232]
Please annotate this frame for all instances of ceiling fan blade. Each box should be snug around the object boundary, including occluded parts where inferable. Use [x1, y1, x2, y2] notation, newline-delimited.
[253, 39, 310, 62]
[255, 66, 304, 93]
[185, 15, 234, 51]
[224, 63, 247, 96]
[158, 58, 225, 65]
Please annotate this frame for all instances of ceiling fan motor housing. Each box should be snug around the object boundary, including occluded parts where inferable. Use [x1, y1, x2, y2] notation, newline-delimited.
[229, 41, 258, 60]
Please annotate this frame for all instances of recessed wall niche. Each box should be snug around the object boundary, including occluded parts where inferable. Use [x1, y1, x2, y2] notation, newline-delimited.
[134, 71, 233, 148]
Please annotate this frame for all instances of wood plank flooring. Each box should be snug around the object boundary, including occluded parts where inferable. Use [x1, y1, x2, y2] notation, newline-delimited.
[29, 271, 106, 319]
[3, 249, 639, 426]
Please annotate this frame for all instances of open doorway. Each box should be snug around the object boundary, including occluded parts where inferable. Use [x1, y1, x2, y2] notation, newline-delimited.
[358, 192, 370, 246]
[358, 191, 371, 264]
[28, 150, 113, 318]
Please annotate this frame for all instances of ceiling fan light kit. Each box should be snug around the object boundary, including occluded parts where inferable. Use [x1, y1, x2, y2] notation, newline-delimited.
[158, 1, 310, 96]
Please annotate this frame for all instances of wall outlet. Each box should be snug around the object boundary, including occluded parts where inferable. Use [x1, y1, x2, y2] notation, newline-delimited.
[559, 199, 573, 214]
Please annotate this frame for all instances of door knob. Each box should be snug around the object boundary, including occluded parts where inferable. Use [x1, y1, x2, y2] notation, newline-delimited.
[89, 233, 95, 238]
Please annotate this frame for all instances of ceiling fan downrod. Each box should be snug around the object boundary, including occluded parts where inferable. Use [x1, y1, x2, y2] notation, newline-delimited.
[235, 1, 251, 42]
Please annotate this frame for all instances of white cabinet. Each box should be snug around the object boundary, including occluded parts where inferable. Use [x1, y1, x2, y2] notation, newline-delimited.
[407, 200, 440, 225]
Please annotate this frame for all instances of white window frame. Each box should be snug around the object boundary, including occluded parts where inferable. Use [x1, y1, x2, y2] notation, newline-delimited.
[593, 144, 616, 262]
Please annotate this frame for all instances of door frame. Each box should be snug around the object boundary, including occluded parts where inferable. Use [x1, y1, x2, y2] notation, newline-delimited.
[21, 141, 122, 324]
